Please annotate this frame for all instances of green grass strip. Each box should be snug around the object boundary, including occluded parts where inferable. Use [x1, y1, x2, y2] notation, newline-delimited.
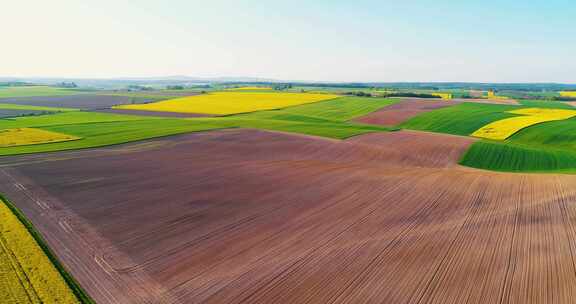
[0, 103, 78, 112]
[0, 194, 95, 303]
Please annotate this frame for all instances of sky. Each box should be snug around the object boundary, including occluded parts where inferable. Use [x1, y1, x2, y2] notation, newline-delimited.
[2, 0, 575, 82]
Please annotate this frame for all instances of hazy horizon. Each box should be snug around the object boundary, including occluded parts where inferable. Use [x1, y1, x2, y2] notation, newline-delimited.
[4, 0, 575, 83]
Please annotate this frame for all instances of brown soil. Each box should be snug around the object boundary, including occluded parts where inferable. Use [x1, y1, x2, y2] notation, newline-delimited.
[2, 129, 576, 303]
[353, 98, 461, 126]
[0, 94, 160, 110]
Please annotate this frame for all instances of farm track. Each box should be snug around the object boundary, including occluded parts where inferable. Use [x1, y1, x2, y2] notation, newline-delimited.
[1, 129, 576, 303]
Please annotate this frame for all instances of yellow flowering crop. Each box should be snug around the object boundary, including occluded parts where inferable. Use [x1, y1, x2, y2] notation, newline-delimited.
[471, 108, 576, 140]
[0, 128, 80, 147]
[114, 92, 339, 115]
[0, 199, 80, 303]
[560, 91, 576, 98]
[431, 93, 453, 100]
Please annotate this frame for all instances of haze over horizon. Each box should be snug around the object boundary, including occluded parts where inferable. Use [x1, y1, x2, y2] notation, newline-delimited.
[3, 0, 575, 83]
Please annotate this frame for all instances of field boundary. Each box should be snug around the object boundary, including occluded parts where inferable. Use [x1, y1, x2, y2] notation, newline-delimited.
[217, 96, 343, 117]
[0, 193, 95, 304]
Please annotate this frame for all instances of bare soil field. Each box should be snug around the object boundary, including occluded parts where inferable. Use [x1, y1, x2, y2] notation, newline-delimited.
[0, 94, 159, 110]
[2, 129, 576, 303]
[353, 98, 461, 126]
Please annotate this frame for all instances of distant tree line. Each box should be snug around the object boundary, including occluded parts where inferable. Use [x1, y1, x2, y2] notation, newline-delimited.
[56, 82, 77, 88]
[273, 84, 293, 90]
[344, 91, 373, 97]
[0, 82, 33, 87]
[127, 85, 153, 91]
[380, 92, 441, 99]
[552, 96, 576, 101]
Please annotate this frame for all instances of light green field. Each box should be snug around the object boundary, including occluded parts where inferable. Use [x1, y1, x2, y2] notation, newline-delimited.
[0, 97, 397, 155]
[0, 86, 82, 98]
[401, 102, 517, 136]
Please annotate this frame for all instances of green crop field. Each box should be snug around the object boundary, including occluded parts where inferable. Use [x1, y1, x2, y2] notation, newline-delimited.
[0, 97, 397, 156]
[5, 94, 575, 173]
[0, 111, 150, 129]
[397, 100, 576, 173]
[235, 97, 398, 122]
[460, 140, 576, 173]
[401, 102, 517, 136]
[0, 86, 83, 98]
[516, 99, 573, 109]
[222, 96, 396, 138]
[0, 119, 229, 156]
[460, 117, 576, 172]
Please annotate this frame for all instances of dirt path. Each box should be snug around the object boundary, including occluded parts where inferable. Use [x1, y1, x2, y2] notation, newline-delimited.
[1, 129, 576, 303]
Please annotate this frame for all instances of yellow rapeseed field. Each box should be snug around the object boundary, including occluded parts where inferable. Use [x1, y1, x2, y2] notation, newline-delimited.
[0, 199, 80, 303]
[114, 92, 339, 115]
[471, 108, 576, 140]
[431, 93, 453, 100]
[0, 128, 80, 147]
[560, 91, 576, 98]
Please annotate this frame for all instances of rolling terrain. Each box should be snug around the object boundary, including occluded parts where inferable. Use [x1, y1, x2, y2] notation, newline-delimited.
[3, 87, 576, 303]
[2, 128, 576, 303]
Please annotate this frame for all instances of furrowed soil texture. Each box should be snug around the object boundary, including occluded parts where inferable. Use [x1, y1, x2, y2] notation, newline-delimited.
[0, 198, 81, 303]
[3, 129, 576, 303]
[0, 94, 162, 110]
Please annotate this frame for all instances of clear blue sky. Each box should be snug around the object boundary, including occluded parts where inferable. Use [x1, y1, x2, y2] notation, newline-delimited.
[3, 0, 575, 82]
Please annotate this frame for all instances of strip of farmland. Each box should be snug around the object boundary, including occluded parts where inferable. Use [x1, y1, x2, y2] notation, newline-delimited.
[353, 98, 460, 126]
[2, 129, 576, 303]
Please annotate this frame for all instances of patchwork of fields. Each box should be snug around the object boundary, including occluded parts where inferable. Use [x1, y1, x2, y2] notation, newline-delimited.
[5, 87, 576, 303]
[0, 128, 80, 147]
[471, 108, 576, 140]
[114, 91, 339, 115]
[4, 128, 576, 303]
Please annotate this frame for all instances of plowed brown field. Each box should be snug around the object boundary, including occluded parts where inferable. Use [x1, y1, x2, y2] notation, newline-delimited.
[1, 129, 576, 303]
[353, 98, 460, 126]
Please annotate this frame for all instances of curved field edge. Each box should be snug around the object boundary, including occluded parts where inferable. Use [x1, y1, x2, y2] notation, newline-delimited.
[400, 102, 519, 136]
[0, 194, 94, 303]
[459, 140, 576, 173]
[114, 92, 340, 115]
[0, 97, 397, 156]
